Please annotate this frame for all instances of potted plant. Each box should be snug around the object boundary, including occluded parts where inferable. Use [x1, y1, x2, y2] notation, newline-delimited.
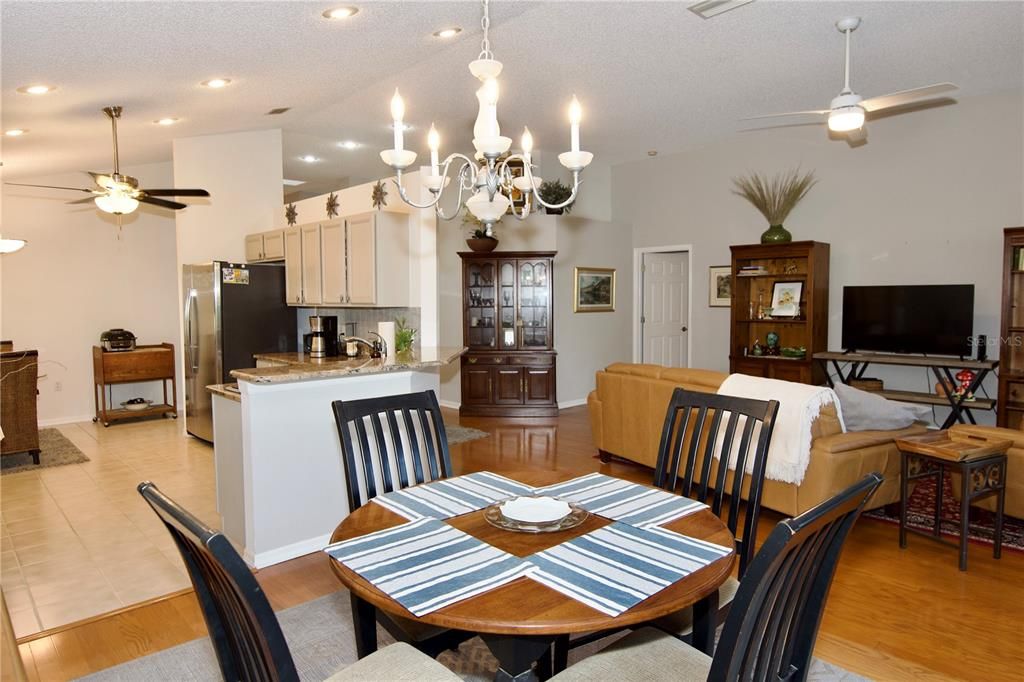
[462, 207, 499, 252]
[538, 179, 574, 215]
[394, 317, 416, 359]
[732, 168, 817, 244]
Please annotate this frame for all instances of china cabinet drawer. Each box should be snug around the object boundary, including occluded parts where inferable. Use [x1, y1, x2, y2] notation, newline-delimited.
[464, 355, 504, 365]
[508, 354, 553, 366]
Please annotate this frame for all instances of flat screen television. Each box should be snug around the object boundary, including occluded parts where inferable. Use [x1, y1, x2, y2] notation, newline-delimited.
[841, 285, 974, 357]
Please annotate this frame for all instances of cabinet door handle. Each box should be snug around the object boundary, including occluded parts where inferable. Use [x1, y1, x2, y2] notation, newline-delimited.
[468, 357, 478, 364]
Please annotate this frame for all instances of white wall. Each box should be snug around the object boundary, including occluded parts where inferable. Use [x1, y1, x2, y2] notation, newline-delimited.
[613, 91, 1024, 422]
[1, 163, 179, 424]
[173, 129, 284, 265]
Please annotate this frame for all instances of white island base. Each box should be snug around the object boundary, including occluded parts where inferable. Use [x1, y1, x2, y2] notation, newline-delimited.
[211, 364, 447, 568]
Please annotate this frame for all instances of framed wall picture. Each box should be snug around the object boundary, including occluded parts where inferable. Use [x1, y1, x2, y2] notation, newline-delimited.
[574, 267, 616, 313]
[505, 157, 527, 213]
[771, 280, 803, 317]
[709, 265, 732, 307]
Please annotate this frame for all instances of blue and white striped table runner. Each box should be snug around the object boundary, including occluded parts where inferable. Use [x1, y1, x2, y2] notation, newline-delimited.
[371, 471, 535, 520]
[536, 473, 707, 528]
[325, 518, 532, 616]
[526, 522, 732, 616]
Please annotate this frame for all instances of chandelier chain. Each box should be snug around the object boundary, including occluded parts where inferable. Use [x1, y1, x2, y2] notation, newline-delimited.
[478, 0, 493, 60]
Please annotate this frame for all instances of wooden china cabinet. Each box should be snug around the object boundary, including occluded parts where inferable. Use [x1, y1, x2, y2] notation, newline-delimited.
[459, 251, 557, 417]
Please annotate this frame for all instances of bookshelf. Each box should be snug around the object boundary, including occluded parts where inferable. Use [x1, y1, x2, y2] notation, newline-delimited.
[997, 226, 1024, 427]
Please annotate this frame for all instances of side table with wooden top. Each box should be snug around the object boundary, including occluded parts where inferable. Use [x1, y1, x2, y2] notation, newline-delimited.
[895, 430, 1009, 570]
[92, 343, 178, 426]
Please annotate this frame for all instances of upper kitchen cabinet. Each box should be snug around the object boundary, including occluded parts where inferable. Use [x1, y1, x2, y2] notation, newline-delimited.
[245, 229, 286, 263]
[283, 227, 303, 304]
[286, 211, 410, 307]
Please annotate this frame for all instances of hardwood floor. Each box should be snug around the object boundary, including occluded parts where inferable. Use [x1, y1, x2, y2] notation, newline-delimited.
[14, 407, 1024, 681]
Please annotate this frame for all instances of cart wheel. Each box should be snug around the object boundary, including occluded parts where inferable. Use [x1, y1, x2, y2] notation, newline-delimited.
[103, 422, 110, 427]
[172, 414, 178, 419]
[92, 417, 98, 423]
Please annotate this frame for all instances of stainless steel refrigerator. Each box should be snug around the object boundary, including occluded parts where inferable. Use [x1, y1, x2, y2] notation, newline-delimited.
[182, 262, 296, 442]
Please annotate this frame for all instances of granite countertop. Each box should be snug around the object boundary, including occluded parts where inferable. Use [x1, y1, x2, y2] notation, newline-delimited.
[207, 383, 242, 403]
[231, 347, 467, 385]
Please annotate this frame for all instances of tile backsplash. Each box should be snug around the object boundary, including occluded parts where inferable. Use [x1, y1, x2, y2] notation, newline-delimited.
[297, 307, 421, 349]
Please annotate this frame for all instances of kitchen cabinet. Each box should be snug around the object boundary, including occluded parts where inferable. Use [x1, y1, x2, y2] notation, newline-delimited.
[300, 224, 323, 306]
[284, 227, 303, 304]
[286, 211, 409, 307]
[459, 251, 557, 417]
[245, 229, 286, 263]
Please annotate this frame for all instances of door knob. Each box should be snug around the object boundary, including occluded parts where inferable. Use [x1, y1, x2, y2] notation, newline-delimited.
[681, 326, 688, 332]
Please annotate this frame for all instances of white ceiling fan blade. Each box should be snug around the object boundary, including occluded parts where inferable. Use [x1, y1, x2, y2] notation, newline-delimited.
[739, 110, 830, 122]
[860, 83, 958, 112]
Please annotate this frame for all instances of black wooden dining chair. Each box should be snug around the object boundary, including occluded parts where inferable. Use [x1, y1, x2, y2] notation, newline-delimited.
[551, 388, 779, 670]
[331, 389, 470, 659]
[137, 481, 461, 682]
[548, 473, 884, 682]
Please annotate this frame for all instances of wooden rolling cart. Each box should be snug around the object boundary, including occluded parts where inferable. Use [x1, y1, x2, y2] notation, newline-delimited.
[93, 343, 178, 426]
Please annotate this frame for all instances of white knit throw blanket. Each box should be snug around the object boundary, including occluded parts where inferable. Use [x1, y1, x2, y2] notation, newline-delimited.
[714, 374, 846, 485]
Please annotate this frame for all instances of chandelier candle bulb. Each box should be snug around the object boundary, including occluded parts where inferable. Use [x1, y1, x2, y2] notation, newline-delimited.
[391, 89, 406, 151]
[521, 127, 533, 165]
[427, 124, 440, 175]
[569, 95, 582, 152]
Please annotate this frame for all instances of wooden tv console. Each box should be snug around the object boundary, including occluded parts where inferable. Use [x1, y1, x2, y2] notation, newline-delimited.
[813, 351, 997, 429]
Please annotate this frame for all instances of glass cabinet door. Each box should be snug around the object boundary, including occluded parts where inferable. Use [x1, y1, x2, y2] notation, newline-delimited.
[499, 261, 518, 349]
[517, 259, 551, 349]
[465, 261, 497, 348]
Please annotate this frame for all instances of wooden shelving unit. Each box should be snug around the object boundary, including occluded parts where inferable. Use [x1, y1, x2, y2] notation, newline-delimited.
[998, 226, 1024, 427]
[729, 241, 830, 385]
[93, 343, 178, 427]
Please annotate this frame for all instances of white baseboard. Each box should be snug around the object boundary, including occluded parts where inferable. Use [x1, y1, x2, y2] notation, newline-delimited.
[249, 533, 333, 569]
[38, 414, 96, 427]
[558, 398, 588, 410]
[438, 399, 461, 410]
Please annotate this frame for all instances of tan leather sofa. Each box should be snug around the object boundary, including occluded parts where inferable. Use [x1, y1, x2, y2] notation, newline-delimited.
[587, 363, 927, 516]
[949, 424, 1024, 519]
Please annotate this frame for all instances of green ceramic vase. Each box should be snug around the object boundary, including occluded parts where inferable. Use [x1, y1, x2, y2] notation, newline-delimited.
[760, 224, 792, 244]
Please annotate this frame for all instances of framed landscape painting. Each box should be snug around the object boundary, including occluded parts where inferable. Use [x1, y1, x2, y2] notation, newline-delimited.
[574, 267, 616, 313]
[709, 265, 731, 307]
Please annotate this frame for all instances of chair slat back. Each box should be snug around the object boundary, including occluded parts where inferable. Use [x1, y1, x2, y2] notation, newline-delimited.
[138, 482, 298, 682]
[332, 389, 452, 511]
[709, 473, 883, 682]
[652, 388, 779, 576]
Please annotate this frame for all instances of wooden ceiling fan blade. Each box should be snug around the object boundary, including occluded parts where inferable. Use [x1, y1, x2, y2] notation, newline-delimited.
[860, 83, 958, 112]
[6, 182, 94, 193]
[138, 196, 187, 210]
[140, 188, 210, 197]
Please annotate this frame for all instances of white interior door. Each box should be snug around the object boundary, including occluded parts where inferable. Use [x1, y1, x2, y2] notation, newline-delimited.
[642, 251, 689, 367]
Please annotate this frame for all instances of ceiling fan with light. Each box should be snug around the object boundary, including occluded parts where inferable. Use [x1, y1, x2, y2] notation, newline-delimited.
[741, 17, 958, 140]
[6, 106, 209, 216]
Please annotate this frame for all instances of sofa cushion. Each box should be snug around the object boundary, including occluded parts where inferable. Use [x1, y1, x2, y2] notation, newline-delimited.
[604, 363, 667, 379]
[834, 383, 930, 431]
[660, 367, 727, 390]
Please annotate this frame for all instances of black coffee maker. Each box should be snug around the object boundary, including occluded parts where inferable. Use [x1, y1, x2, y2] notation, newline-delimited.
[304, 315, 339, 357]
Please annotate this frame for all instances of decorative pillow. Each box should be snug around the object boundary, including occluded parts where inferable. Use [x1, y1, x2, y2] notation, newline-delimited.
[833, 383, 931, 431]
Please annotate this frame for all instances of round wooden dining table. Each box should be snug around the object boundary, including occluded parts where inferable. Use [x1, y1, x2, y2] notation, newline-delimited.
[328, 470, 735, 681]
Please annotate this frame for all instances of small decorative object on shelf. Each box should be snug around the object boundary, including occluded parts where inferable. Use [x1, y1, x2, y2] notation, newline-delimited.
[954, 369, 977, 401]
[325, 192, 339, 218]
[770, 281, 803, 317]
[394, 317, 416, 354]
[371, 180, 388, 209]
[466, 227, 499, 253]
[538, 179, 574, 215]
[752, 338, 763, 356]
[285, 203, 298, 226]
[766, 331, 780, 356]
[731, 168, 817, 244]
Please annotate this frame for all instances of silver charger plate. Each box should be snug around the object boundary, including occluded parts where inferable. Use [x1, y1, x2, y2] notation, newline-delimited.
[484, 499, 589, 533]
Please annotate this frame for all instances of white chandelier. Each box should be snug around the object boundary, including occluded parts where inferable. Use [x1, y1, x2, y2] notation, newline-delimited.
[379, 0, 593, 234]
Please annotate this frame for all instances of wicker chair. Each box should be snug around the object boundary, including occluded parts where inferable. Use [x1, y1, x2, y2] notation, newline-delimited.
[1, 350, 40, 464]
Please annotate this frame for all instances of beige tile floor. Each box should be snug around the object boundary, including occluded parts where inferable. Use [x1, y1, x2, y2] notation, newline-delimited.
[0, 419, 218, 638]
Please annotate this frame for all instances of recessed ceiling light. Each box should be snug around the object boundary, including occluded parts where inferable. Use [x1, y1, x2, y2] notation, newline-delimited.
[338, 140, 360, 150]
[17, 84, 55, 95]
[688, 0, 756, 19]
[322, 6, 359, 20]
[154, 118, 179, 126]
[5, 129, 28, 137]
[647, 150, 658, 156]
[201, 78, 232, 89]
[433, 27, 462, 39]
[300, 155, 319, 163]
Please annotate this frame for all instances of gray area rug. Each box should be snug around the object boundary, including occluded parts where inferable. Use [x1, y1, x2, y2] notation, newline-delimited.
[445, 423, 489, 446]
[1, 428, 89, 474]
[79, 591, 868, 681]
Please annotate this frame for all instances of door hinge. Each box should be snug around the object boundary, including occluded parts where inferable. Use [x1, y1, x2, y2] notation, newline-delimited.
[641, 264, 646, 272]
[641, 315, 646, 324]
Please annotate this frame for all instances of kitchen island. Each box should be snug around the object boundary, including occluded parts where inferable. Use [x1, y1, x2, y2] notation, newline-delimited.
[207, 347, 465, 567]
